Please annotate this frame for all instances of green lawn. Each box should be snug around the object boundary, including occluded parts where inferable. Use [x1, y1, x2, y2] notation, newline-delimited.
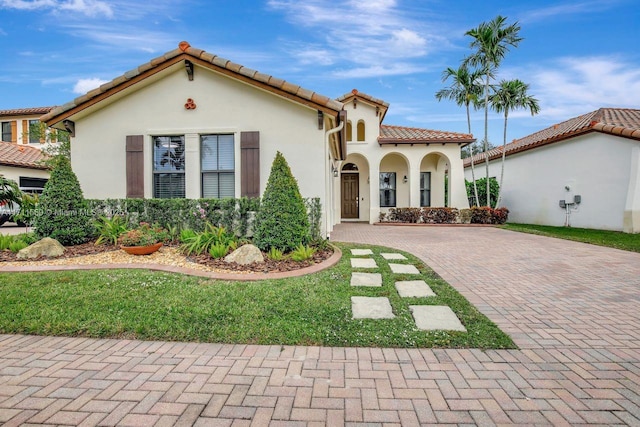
[0, 242, 515, 349]
[501, 223, 640, 253]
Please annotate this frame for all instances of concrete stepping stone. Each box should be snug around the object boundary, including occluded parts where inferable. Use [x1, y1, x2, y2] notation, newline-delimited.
[351, 258, 378, 269]
[389, 263, 420, 274]
[352, 297, 395, 319]
[381, 253, 407, 260]
[351, 249, 373, 256]
[409, 306, 466, 332]
[395, 280, 435, 298]
[350, 272, 382, 287]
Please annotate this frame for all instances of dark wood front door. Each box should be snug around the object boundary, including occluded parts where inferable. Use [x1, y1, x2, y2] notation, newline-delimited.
[341, 173, 359, 219]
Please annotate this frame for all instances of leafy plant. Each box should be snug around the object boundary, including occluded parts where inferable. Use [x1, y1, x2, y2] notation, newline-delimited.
[267, 247, 284, 261]
[209, 242, 230, 259]
[0, 175, 21, 205]
[94, 215, 128, 245]
[253, 152, 310, 252]
[0, 234, 15, 250]
[290, 244, 316, 262]
[180, 228, 197, 243]
[9, 240, 28, 253]
[118, 222, 169, 247]
[466, 177, 499, 208]
[32, 157, 94, 245]
[12, 192, 39, 227]
[180, 223, 236, 256]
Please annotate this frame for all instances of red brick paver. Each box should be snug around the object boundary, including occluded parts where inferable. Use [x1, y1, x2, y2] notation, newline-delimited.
[1, 224, 639, 425]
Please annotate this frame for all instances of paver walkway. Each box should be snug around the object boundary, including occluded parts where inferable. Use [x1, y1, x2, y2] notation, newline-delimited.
[1, 223, 639, 425]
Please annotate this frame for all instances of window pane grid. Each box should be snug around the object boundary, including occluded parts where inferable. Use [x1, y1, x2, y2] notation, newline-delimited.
[201, 134, 235, 198]
[379, 172, 396, 207]
[153, 135, 185, 199]
[420, 172, 431, 207]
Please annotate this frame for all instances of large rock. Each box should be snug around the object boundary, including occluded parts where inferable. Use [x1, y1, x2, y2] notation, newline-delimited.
[17, 237, 65, 259]
[225, 244, 264, 265]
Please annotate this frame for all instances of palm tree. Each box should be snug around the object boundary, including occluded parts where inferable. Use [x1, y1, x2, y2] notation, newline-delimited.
[0, 175, 20, 205]
[435, 65, 483, 206]
[488, 79, 540, 207]
[464, 15, 522, 206]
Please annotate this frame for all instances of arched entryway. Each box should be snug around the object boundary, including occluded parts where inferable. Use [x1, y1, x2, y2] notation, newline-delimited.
[379, 153, 409, 209]
[420, 152, 451, 207]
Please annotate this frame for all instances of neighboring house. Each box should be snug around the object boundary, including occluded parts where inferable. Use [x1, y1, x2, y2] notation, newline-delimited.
[0, 142, 50, 191]
[463, 108, 640, 233]
[41, 41, 472, 237]
[0, 106, 56, 148]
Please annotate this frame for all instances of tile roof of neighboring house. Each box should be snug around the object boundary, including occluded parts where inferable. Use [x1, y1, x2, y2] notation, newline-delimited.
[379, 124, 475, 145]
[41, 41, 344, 126]
[463, 108, 640, 167]
[0, 106, 56, 117]
[0, 142, 49, 169]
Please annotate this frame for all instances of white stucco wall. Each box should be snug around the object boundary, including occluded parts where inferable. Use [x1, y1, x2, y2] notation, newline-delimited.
[0, 166, 49, 186]
[464, 133, 638, 231]
[70, 62, 328, 213]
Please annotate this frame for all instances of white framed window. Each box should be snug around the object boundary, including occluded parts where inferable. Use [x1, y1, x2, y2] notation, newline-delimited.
[379, 172, 396, 207]
[28, 120, 40, 144]
[1, 122, 11, 142]
[420, 172, 431, 207]
[201, 134, 235, 198]
[153, 135, 185, 198]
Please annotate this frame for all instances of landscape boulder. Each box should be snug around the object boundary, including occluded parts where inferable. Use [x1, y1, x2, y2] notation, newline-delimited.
[17, 237, 65, 259]
[225, 244, 264, 265]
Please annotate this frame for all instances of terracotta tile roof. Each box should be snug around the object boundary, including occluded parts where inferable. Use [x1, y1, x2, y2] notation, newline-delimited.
[0, 142, 49, 169]
[379, 124, 475, 145]
[0, 106, 56, 117]
[463, 108, 640, 167]
[337, 89, 389, 122]
[41, 41, 343, 125]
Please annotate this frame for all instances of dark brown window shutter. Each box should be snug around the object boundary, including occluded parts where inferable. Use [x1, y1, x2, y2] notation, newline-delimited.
[240, 131, 260, 198]
[126, 135, 144, 198]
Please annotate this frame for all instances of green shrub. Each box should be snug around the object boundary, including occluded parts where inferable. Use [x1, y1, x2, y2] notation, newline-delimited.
[0, 234, 15, 250]
[180, 228, 197, 243]
[94, 215, 129, 245]
[118, 222, 169, 247]
[253, 152, 310, 252]
[32, 158, 94, 245]
[466, 177, 499, 208]
[180, 223, 235, 256]
[209, 242, 230, 259]
[13, 193, 38, 226]
[9, 240, 28, 253]
[267, 247, 284, 261]
[290, 244, 316, 262]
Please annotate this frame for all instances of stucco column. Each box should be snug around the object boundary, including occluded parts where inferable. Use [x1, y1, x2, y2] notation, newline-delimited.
[409, 165, 420, 207]
[369, 165, 380, 223]
[623, 146, 640, 233]
[184, 133, 200, 199]
[449, 157, 470, 209]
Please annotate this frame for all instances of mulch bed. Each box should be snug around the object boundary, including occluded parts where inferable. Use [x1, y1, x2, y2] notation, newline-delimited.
[0, 241, 334, 274]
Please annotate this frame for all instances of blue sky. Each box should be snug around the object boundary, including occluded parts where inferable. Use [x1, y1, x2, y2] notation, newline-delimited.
[1, 0, 639, 145]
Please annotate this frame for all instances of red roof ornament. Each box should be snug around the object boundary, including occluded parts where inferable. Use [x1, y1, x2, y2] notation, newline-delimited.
[178, 41, 190, 52]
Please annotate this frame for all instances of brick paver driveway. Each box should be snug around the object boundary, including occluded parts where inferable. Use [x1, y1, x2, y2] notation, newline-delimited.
[1, 224, 639, 426]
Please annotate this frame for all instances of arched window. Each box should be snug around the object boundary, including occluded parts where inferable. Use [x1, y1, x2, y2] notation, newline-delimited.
[357, 120, 365, 141]
[342, 163, 358, 171]
[346, 121, 352, 142]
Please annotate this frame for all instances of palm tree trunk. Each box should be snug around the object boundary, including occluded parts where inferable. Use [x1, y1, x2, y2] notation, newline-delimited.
[484, 74, 490, 207]
[466, 104, 479, 206]
[497, 111, 508, 208]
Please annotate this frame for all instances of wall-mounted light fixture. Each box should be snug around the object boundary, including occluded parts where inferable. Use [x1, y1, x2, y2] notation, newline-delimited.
[403, 175, 408, 183]
[331, 165, 339, 177]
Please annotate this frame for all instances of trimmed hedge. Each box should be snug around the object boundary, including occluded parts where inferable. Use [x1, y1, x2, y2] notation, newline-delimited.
[86, 196, 323, 240]
[380, 206, 509, 225]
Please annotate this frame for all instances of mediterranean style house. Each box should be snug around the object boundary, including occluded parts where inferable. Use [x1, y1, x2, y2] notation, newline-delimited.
[464, 108, 640, 233]
[41, 41, 472, 236]
[0, 107, 54, 147]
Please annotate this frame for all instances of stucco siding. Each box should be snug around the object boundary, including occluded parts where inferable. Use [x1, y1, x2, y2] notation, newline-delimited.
[464, 133, 636, 231]
[71, 64, 326, 205]
[0, 166, 49, 187]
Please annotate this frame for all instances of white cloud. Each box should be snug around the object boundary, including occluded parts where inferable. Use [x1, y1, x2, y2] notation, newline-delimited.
[73, 77, 109, 94]
[519, 0, 625, 23]
[267, 0, 440, 78]
[507, 56, 640, 120]
[0, 0, 113, 17]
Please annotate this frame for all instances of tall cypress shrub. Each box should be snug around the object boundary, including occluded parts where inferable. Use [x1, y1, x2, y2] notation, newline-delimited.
[33, 157, 94, 245]
[253, 151, 309, 252]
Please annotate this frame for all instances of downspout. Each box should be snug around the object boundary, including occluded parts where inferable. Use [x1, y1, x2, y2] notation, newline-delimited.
[324, 116, 345, 239]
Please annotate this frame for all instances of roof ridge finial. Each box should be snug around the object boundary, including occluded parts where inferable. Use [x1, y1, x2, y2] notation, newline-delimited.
[178, 41, 191, 52]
